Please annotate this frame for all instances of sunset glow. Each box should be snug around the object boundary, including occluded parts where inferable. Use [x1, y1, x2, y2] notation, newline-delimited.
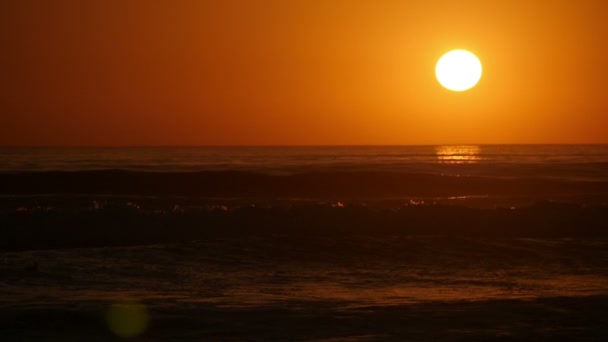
[1, 0, 607, 145]
[2, 2, 608, 340]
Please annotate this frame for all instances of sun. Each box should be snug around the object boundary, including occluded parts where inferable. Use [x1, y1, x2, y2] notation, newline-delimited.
[435, 50, 482, 92]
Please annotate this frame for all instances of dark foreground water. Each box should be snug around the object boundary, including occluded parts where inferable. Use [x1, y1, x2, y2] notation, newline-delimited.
[1, 146, 608, 340]
[2, 235, 608, 341]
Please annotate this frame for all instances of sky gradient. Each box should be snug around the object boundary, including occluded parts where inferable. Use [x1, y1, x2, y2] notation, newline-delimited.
[1, 0, 607, 146]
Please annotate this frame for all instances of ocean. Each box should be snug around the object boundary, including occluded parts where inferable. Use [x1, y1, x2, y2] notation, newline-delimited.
[1, 145, 608, 340]
[2, 145, 608, 179]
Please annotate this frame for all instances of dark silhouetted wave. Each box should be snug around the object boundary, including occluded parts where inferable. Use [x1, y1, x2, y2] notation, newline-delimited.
[2, 170, 608, 201]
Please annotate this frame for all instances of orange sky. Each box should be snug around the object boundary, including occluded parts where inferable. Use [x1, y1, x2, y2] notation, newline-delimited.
[1, 0, 607, 146]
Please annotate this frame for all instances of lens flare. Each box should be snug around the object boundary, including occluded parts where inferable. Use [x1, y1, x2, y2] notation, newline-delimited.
[106, 302, 149, 338]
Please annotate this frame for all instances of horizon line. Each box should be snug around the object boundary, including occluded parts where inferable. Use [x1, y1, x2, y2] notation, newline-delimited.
[1, 143, 608, 148]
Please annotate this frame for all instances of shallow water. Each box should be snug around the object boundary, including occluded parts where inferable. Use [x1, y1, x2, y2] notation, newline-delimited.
[2, 236, 608, 340]
[3, 236, 608, 306]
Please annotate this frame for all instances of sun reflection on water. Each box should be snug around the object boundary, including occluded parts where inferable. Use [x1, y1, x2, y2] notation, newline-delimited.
[435, 145, 481, 164]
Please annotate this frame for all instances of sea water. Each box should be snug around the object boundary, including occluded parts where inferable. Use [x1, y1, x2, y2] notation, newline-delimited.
[1, 145, 608, 340]
[1, 145, 608, 180]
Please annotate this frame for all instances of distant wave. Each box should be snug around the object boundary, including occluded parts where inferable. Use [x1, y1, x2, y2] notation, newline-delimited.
[1, 170, 608, 200]
[2, 146, 608, 182]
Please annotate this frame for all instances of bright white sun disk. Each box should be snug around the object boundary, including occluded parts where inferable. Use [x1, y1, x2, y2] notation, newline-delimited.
[435, 50, 482, 91]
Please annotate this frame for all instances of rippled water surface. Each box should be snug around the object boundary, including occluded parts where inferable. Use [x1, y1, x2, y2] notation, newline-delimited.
[3, 237, 608, 309]
[2, 145, 608, 181]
